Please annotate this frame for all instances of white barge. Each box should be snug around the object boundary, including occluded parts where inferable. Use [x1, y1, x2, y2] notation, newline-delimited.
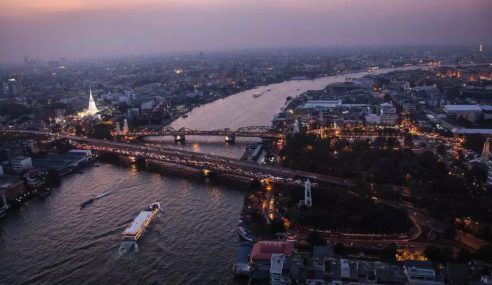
[122, 202, 160, 241]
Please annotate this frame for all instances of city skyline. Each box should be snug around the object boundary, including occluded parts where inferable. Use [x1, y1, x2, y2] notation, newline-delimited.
[0, 0, 491, 63]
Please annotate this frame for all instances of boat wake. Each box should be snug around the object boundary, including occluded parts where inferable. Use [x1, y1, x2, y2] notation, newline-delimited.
[80, 181, 150, 209]
[116, 241, 138, 258]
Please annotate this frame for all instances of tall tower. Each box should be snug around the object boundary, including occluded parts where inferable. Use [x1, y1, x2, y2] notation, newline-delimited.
[87, 88, 99, 116]
[115, 122, 122, 136]
[304, 179, 312, 207]
[481, 139, 490, 164]
[123, 119, 129, 135]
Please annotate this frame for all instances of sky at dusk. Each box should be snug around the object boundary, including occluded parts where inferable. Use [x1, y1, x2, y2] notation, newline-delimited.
[0, 0, 491, 63]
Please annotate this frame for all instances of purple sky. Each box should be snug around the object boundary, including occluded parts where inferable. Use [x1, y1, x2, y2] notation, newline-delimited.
[0, 0, 491, 63]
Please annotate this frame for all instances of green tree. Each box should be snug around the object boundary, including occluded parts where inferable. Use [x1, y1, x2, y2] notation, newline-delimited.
[475, 245, 492, 263]
[306, 231, 326, 246]
[90, 123, 113, 140]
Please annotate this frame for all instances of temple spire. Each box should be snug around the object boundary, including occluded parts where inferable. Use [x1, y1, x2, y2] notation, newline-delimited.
[87, 88, 99, 115]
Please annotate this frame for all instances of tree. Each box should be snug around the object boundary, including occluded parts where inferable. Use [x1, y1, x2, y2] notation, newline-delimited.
[306, 231, 326, 246]
[424, 246, 453, 263]
[456, 249, 472, 263]
[75, 125, 85, 136]
[443, 227, 456, 240]
[475, 245, 492, 263]
[436, 144, 446, 156]
[90, 123, 113, 140]
[269, 218, 286, 235]
[334, 242, 348, 256]
[381, 244, 397, 261]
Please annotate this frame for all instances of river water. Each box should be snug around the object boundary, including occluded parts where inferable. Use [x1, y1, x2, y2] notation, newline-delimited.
[0, 164, 246, 284]
[0, 65, 423, 284]
[154, 66, 422, 158]
[171, 66, 422, 130]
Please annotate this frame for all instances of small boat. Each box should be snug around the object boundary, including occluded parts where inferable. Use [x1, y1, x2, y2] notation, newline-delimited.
[237, 226, 255, 242]
[122, 202, 160, 241]
[80, 198, 94, 208]
[181, 114, 189, 118]
[252, 92, 262, 98]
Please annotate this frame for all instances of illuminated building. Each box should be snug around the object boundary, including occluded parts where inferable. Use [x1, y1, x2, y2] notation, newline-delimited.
[79, 89, 100, 117]
[123, 119, 129, 135]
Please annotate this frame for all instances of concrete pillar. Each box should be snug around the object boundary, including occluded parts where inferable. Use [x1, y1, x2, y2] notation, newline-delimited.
[225, 133, 236, 143]
[174, 134, 185, 142]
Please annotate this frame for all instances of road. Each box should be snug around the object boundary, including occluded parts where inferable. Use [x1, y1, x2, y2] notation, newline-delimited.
[4, 130, 356, 187]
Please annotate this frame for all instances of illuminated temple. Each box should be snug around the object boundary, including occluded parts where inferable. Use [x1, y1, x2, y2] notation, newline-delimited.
[79, 89, 99, 117]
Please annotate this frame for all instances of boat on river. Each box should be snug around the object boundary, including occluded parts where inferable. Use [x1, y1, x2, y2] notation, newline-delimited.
[122, 202, 160, 241]
[237, 226, 255, 242]
[80, 198, 94, 208]
[252, 92, 262, 98]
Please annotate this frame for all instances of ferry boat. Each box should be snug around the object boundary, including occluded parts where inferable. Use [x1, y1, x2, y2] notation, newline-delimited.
[122, 202, 160, 241]
[252, 92, 262, 98]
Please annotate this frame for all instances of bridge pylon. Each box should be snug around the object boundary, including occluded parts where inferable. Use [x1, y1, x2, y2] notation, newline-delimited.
[174, 134, 185, 143]
[224, 133, 235, 143]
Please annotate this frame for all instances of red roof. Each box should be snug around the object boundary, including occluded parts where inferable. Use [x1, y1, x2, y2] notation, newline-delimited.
[250, 241, 295, 261]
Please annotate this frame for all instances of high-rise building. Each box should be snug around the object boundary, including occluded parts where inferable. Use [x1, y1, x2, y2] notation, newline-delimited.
[480, 43, 484, 53]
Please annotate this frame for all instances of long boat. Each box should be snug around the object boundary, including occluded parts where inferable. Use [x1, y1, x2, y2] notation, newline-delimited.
[122, 202, 160, 241]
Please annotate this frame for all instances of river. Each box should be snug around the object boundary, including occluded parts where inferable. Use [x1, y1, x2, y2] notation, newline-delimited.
[170, 66, 423, 130]
[150, 66, 423, 158]
[0, 65, 424, 284]
[0, 164, 246, 284]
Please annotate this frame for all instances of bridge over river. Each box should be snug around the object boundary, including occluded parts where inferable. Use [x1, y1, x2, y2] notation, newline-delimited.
[133, 126, 284, 142]
[5, 130, 353, 187]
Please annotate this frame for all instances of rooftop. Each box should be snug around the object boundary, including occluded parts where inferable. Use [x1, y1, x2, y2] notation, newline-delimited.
[270, 253, 286, 274]
[251, 241, 295, 261]
[443, 104, 482, 112]
[302, 100, 343, 109]
[123, 210, 152, 235]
